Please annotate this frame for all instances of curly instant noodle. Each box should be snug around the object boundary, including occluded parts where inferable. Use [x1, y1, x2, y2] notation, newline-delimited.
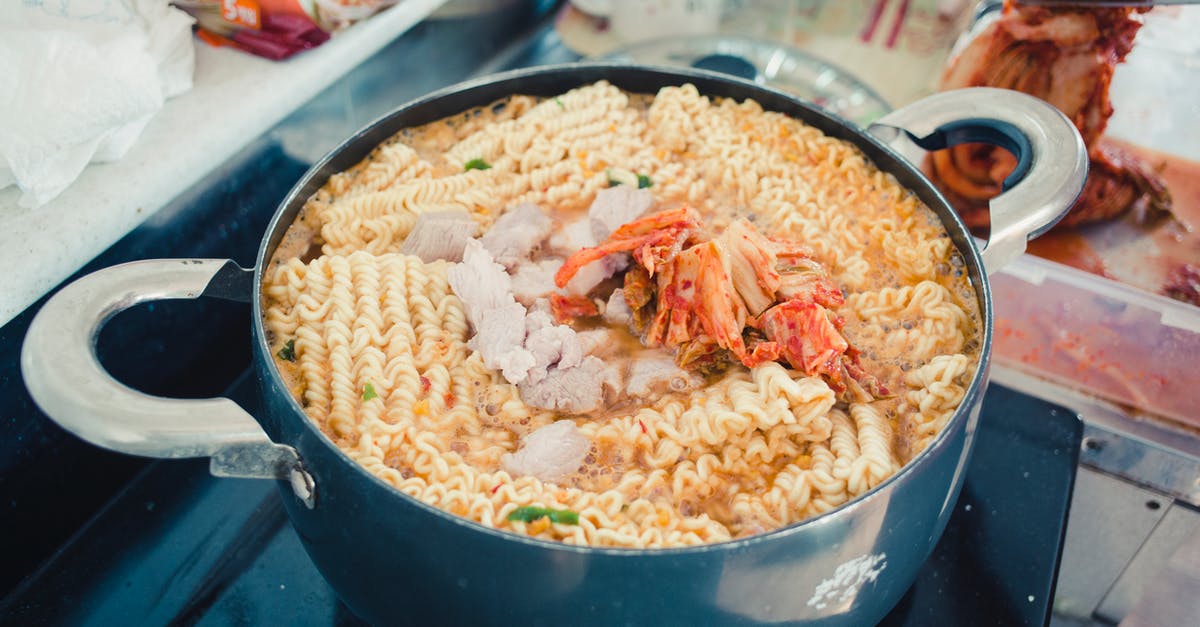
[263, 81, 981, 547]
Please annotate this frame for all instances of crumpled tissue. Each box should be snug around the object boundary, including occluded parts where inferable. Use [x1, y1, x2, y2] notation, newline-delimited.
[0, 1, 196, 208]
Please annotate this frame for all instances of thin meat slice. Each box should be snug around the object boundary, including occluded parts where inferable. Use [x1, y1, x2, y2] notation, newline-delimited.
[449, 240, 536, 384]
[566, 255, 624, 297]
[399, 211, 478, 262]
[471, 301, 536, 384]
[510, 259, 563, 306]
[589, 186, 654, 243]
[481, 202, 553, 268]
[548, 219, 596, 257]
[450, 241, 622, 413]
[448, 239, 515, 323]
[500, 420, 590, 483]
[524, 311, 585, 384]
[602, 289, 633, 327]
[626, 355, 698, 398]
[518, 356, 620, 415]
[574, 328, 618, 358]
[549, 219, 627, 297]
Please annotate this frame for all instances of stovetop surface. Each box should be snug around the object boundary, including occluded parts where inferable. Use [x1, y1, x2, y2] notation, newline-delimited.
[2, 373, 1081, 626]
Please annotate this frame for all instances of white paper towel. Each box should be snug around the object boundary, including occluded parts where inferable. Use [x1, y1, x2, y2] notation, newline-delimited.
[0, 1, 196, 208]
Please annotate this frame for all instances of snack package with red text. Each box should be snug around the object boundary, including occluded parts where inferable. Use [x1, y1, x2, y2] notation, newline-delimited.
[173, 0, 397, 60]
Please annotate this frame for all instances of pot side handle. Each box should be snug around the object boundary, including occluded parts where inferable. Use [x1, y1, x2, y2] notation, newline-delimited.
[21, 259, 315, 508]
[867, 87, 1088, 274]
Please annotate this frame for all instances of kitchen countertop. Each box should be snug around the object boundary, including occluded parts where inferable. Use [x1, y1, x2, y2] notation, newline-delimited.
[0, 0, 445, 329]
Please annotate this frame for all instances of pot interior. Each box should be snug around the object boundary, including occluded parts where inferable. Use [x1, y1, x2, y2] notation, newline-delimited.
[251, 62, 994, 549]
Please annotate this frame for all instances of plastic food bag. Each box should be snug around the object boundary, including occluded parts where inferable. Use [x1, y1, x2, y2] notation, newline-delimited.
[173, 0, 398, 60]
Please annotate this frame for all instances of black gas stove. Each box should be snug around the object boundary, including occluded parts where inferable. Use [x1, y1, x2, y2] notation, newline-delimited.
[0, 7, 1082, 626]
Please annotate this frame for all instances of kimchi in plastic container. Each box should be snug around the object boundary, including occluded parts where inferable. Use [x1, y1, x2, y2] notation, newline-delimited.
[991, 253, 1200, 431]
[944, 6, 1200, 431]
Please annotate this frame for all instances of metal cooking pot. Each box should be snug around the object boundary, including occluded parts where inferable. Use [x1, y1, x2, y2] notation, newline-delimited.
[21, 64, 1086, 625]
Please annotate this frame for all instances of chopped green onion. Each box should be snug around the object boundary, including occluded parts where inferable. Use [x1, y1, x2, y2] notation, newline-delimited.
[464, 158, 491, 171]
[276, 339, 295, 362]
[606, 167, 652, 189]
[554, 97, 565, 109]
[363, 382, 378, 401]
[506, 505, 580, 525]
[605, 167, 638, 188]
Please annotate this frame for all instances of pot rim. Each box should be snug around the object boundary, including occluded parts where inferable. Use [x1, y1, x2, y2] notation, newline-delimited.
[251, 61, 994, 556]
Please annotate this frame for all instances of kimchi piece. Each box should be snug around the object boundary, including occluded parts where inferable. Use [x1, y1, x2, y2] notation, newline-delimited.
[933, 0, 1171, 228]
[557, 209, 884, 400]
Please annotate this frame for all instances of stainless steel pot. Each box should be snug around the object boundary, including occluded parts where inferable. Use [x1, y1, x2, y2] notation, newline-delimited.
[21, 64, 1086, 625]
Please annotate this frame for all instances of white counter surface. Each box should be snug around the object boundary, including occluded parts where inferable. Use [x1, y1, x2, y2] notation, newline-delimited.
[0, 0, 445, 328]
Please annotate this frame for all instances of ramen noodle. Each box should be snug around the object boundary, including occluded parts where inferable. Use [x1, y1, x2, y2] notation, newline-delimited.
[263, 81, 981, 547]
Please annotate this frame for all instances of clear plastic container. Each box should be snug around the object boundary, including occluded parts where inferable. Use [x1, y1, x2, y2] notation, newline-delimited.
[991, 252, 1200, 430]
[1023, 6, 1200, 306]
[937, 6, 1200, 431]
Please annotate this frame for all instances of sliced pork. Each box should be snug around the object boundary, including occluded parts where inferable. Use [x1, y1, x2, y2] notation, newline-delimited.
[626, 355, 699, 398]
[548, 219, 596, 257]
[518, 356, 620, 415]
[471, 301, 536, 384]
[510, 259, 563, 305]
[549, 218, 632, 297]
[481, 202, 552, 268]
[500, 420, 590, 483]
[450, 241, 536, 384]
[399, 211, 478, 263]
[524, 311, 585, 383]
[448, 239, 514, 322]
[450, 240, 620, 413]
[574, 328, 617, 359]
[589, 186, 654, 242]
[602, 289, 633, 327]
